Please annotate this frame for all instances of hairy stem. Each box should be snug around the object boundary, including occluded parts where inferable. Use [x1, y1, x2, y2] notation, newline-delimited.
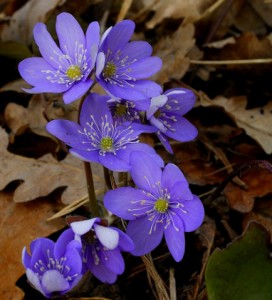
[84, 161, 100, 216]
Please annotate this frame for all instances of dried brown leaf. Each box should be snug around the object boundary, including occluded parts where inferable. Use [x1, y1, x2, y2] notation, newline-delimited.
[144, 0, 214, 29]
[4, 94, 78, 139]
[1, 0, 64, 44]
[0, 127, 103, 204]
[199, 94, 272, 154]
[0, 191, 65, 299]
[224, 168, 272, 212]
[153, 23, 198, 84]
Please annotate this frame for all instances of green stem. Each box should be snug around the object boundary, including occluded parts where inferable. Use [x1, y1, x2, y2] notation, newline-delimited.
[78, 93, 101, 217]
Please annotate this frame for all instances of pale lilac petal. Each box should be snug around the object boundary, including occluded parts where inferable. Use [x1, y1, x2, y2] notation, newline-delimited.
[181, 196, 205, 232]
[46, 120, 88, 149]
[19, 58, 68, 93]
[95, 52, 106, 78]
[70, 218, 99, 236]
[130, 152, 163, 194]
[56, 13, 85, 59]
[41, 270, 69, 293]
[146, 95, 168, 119]
[104, 187, 147, 220]
[126, 217, 164, 256]
[150, 116, 167, 132]
[94, 224, 119, 249]
[26, 269, 45, 296]
[63, 79, 93, 104]
[164, 116, 198, 142]
[22, 247, 31, 268]
[86, 21, 100, 68]
[164, 216, 185, 262]
[125, 57, 162, 79]
[33, 23, 64, 69]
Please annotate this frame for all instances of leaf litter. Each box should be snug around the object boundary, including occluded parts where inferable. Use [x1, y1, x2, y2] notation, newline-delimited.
[0, 0, 272, 299]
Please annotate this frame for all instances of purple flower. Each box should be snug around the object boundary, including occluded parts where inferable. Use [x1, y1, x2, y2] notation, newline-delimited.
[69, 217, 134, 284]
[146, 88, 198, 154]
[18, 12, 99, 104]
[95, 20, 162, 100]
[108, 98, 150, 125]
[46, 93, 163, 172]
[22, 229, 83, 298]
[104, 152, 204, 262]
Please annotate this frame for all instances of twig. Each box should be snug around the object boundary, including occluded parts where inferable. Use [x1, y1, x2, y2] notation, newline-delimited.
[190, 58, 272, 65]
[205, 160, 272, 204]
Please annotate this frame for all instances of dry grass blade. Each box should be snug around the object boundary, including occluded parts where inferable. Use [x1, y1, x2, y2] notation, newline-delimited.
[190, 58, 272, 64]
[116, 0, 133, 23]
[169, 268, 177, 300]
[142, 254, 170, 300]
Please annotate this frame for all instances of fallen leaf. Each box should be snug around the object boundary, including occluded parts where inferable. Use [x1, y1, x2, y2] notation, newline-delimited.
[205, 222, 272, 300]
[0, 127, 103, 204]
[1, 0, 64, 44]
[153, 23, 199, 84]
[144, 0, 215, 29]
[199, 93, 272, 154]
[4, 94, 78, 139]
[0, 191, 65, 299]
[224, 168, 272, 213]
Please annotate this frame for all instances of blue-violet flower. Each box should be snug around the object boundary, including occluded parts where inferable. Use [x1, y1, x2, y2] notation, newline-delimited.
[146, 88, 198, 154]
[22, 229, 83, 298]
[104, 152, 204, 262]
[96, 20, 162, 100]
[19, 12, 99, 103]
[108, 98, 150, 125]
[69, 217, 134, 284]
[46, 92, 163, 172]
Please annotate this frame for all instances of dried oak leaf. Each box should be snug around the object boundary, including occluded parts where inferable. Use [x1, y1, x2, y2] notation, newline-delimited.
[153, 23, 200, 84]
[144, 0, 214, 29]
[224, 168, 272, 213]
[0, 191, 65, 300]
[4, 93, 78, 139]
[199, 94, 272, 154]
[0, 127, 98, 204]
[1, 0, 64, 44]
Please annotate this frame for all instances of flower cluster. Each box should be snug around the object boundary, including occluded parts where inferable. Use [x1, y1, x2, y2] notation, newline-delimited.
[23, 218, 134, 298]
[104, 152, 204, 262]
[20, 12, 204, 299]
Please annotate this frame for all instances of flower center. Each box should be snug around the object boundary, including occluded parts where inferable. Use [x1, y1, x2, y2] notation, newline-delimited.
[154, 109, 161, 118]
[103, 62, 117, 78]
[154, 198, 168, 212]
[100, 136, 113, 151]
[115, 104, 127, 117]
[66, 65, 82, 80]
